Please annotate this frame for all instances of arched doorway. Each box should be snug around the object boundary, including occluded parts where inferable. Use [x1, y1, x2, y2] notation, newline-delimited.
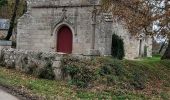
[57, 25, 73, 54]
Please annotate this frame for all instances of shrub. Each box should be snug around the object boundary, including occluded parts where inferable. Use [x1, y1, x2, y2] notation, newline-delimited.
[99, 58, 125, 85]
[0, 50, 4, 66]
[111, 34, 125, 60]
[144, 45, 148, 57]
[62, 57, 126, 88]
[37, 60, 55, 80]
[106, 75, 118, 85]
[61, 56, 149, 89]
[62, 57, 96, 88]
[131, 71, 146, 90]
[99, 59, 124, 76]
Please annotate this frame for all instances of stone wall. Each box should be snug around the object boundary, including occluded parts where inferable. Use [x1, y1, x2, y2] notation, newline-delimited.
[27, 0, 100, 7]
[0, 48, 64, 80]
[0, 40, 12, 58]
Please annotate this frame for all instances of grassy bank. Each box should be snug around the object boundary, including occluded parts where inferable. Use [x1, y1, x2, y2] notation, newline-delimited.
[0, 56, 170, 99]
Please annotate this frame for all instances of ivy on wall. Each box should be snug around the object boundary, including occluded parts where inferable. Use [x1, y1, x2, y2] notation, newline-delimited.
[111, 34, 125, 60]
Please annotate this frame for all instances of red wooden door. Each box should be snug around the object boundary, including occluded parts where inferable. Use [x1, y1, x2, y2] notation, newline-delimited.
[57, 26, 73, 54]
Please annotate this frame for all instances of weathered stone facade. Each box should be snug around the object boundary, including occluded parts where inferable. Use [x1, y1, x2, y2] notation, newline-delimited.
[17, 0, 152, 59]
[113, 21, 152, 59]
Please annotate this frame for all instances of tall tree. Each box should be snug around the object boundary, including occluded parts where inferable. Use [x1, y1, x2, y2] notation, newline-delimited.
[101, 0, 170, 59]
[5, 0, 20, 40]
[0, 0, 26, 40]
[0, 0, 7, 7]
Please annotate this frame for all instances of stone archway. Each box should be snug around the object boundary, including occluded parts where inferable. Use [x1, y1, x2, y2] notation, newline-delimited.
[57, 25, 73, 54]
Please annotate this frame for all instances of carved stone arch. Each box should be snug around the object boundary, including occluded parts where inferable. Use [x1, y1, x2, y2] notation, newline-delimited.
[52, 22, 75, 36]
[52, 22, 75, 53]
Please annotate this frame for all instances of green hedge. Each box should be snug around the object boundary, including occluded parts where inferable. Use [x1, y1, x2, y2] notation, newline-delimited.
[61, 57, 148, 89]
[111, 34, 125, 60]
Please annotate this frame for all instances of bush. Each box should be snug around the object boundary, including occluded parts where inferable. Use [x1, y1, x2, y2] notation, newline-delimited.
[106, 75, 119, 86]
[62, 57, 96, 88]
[144, 45, 148, 57]
[99, 59, 124, 76]
[99, 58, 125, 85]
[0, 50, 4, 66]
[61, 56, 149, 90]
[20, 55, 55, 80]
[62, 57, 125, 88]
[37, 60, 55, 80]
[131, 71, 146, 90]
[111, 34, 125, 60]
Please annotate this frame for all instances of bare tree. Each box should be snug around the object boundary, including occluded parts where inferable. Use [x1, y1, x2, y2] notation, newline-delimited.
[5, 0, 20, 40]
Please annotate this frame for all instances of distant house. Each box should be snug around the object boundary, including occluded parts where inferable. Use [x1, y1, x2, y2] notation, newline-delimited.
[0, 19, 9, 39]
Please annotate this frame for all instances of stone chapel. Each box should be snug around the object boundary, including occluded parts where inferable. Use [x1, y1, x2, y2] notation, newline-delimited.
[17, 0, 152, 59]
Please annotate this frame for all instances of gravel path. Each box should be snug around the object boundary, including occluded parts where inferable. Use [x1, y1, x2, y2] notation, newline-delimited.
[0, 89, 19, 100]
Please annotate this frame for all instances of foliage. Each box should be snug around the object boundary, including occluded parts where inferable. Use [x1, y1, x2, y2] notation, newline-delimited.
[0, 0, 26, 40]
[0, 0, 7, 7]
[131, 71, 146, 90]
[101, 0, 170, 36]
[98, 59, 125, 86]
[111, 34, 125, 60]
[61, 56, 148, 89]
[37, 60, 55, 80]
[0, 0, 26, 19]
[62, 57, 96, 88]
[144, 45, 147, 57]
[0, 50, 4, 66]
[99, 58, 124, 76]
[101, 0, 170, 59]
[0, 56, 170, 99]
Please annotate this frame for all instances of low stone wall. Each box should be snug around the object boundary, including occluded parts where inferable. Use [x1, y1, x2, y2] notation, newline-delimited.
[0, 48, 64, 80]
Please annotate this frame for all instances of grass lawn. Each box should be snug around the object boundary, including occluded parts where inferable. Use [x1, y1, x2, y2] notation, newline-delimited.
[0, 56, 170, 99]
[0, 67, 148, 99]
[139, 54, 161, 62]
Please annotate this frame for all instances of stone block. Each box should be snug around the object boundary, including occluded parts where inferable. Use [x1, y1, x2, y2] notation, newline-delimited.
[52, 60, 62, 80]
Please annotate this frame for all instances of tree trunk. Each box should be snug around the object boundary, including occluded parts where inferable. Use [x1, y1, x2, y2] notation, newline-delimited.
[159, 39, 166, 54]
[161, 40, 170, 59]
[5, 0, 20, 40]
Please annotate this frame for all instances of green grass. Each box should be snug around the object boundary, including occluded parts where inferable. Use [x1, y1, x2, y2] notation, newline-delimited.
[0, 67, 147, 99]
[0, 56, 170, 99]
[137, 54, 161, 62]
[0, 68, 76, 99]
